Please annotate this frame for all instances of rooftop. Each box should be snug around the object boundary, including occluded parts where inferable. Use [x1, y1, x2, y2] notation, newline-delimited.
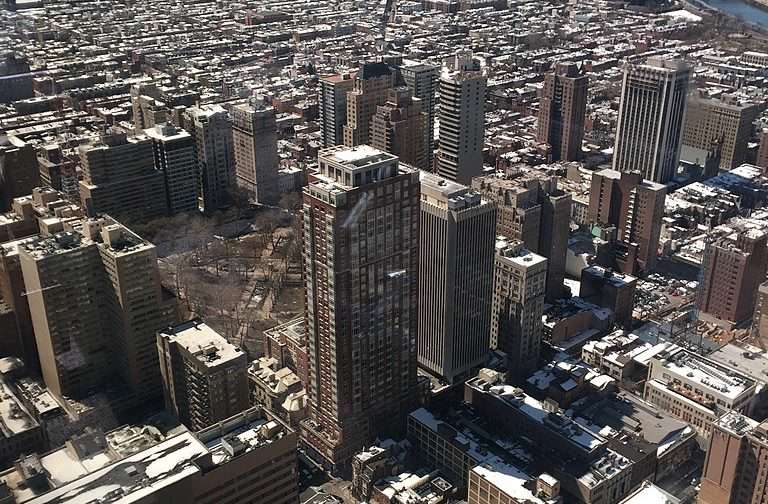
[159, 320, 244, 368]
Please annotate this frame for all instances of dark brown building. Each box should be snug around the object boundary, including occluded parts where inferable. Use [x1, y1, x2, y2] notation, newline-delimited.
[697, 226, 768, 324]
[537, 62, 588, 162]
[300, 146, 419, 472]
[370, 88, 427, 170]
[0, 134, 39, 212]
[579, 265, 637, 328]
[757, 129, 768, 172]
[588, 169, 666, 274]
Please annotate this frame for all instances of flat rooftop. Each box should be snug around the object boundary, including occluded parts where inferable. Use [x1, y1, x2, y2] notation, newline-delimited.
[23, 432, 208, 504]
[654, 345, 754, 401]
[160, 320, 244, 368]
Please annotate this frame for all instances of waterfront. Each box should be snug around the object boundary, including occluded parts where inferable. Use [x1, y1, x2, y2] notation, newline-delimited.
[700, 0, 768, 28]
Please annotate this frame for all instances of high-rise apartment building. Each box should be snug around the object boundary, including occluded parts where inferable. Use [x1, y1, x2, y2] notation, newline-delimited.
[182, 105, 235, 213]
[18, 217, 176, 401]
[588, 169, 666, 273]
[700, 412, 768, 504]
[300, 145, 419, 471]
[472, 172, 570, 301]
[78, 128, 167, 224]
[682, 92, 759, 170]
[146, 123, 199, 215]
[399, 61, 439, 170]
[343, 63, 395, 147]
[418, 172, 496, 385]
[613, 58, 690, 184]
[0, 134, 39, 212]
[437, 52, 486, 185]
[319, 73, 354, 148]
[157, 320, 250, 431]
[490, 238, 547, 383]
[697, 226, 768, 324]
[232, 103, 280, 205]
[370, 88, 427, 170]
[537, 62, 588, 162]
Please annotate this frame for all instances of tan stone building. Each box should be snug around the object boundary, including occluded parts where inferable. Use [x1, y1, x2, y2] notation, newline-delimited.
[472, 172, 570, 301]
[491, 239, 547, 383]
[682, 92, 758, 170]
[19, 216, 176, 402]
[231, 103, 280, 205]
[343, 63, 395, 148]
[370, 88, 427, 170]
[78, 128, 167, 224]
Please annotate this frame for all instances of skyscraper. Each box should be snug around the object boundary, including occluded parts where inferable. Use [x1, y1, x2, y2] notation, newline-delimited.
[399, 61, 439, 170]
[418, 172, 496, 385]
[472, 172, 570, 301]
[78, 128, 167, 224]
[613, 57, 690, 184]
[697, 226, 768, 324]
[232, 103, 280, 205]
[537, 62, 588, 162]
[682, 92, 758, 170]
[343, 63, 395, 148]
[19, 217, 176, 401]
[157, 320, 250, 431]
[437, 52, 486, 185]
[146, 123, 199, 215]
[183, 105, 235, 213]
[300, 145, 419, 471]
[319, 73, 354, 148]
[370, 88, 427, 170]
[490, 238, 547, 383]
[588, 169, 666, 273]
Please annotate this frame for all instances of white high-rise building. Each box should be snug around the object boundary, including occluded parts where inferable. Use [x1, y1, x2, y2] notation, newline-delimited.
[418, 172, 496, 385]
[612, 57, 690, 184]
[437, 52, 486, 185]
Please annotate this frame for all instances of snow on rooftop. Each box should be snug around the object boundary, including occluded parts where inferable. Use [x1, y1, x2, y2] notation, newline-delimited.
[472, 456, 546, 504]
[28, 432, 208, 504]
[620, 481, 679, 504]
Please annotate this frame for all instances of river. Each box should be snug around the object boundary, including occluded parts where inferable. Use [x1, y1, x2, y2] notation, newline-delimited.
[700, 0, 768, 28]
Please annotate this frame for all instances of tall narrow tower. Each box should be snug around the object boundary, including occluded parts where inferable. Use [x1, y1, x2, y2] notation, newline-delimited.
[232, 103, 280, 205]
[319, 73, 354, 148]
[146, 123, 199, 215]
[437, 52, 486, 185]
[491, 239, 547, 383]
[399, 61, 439, 170]
[343, 63, 395, 148]
[613, 57, 690, 184]
[370, 88, 427, 170]
[537, 62, 588, 162]
[182, 105, 235, 213]
[418, 172, 496, 385]
[300, 145, 419, 472]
